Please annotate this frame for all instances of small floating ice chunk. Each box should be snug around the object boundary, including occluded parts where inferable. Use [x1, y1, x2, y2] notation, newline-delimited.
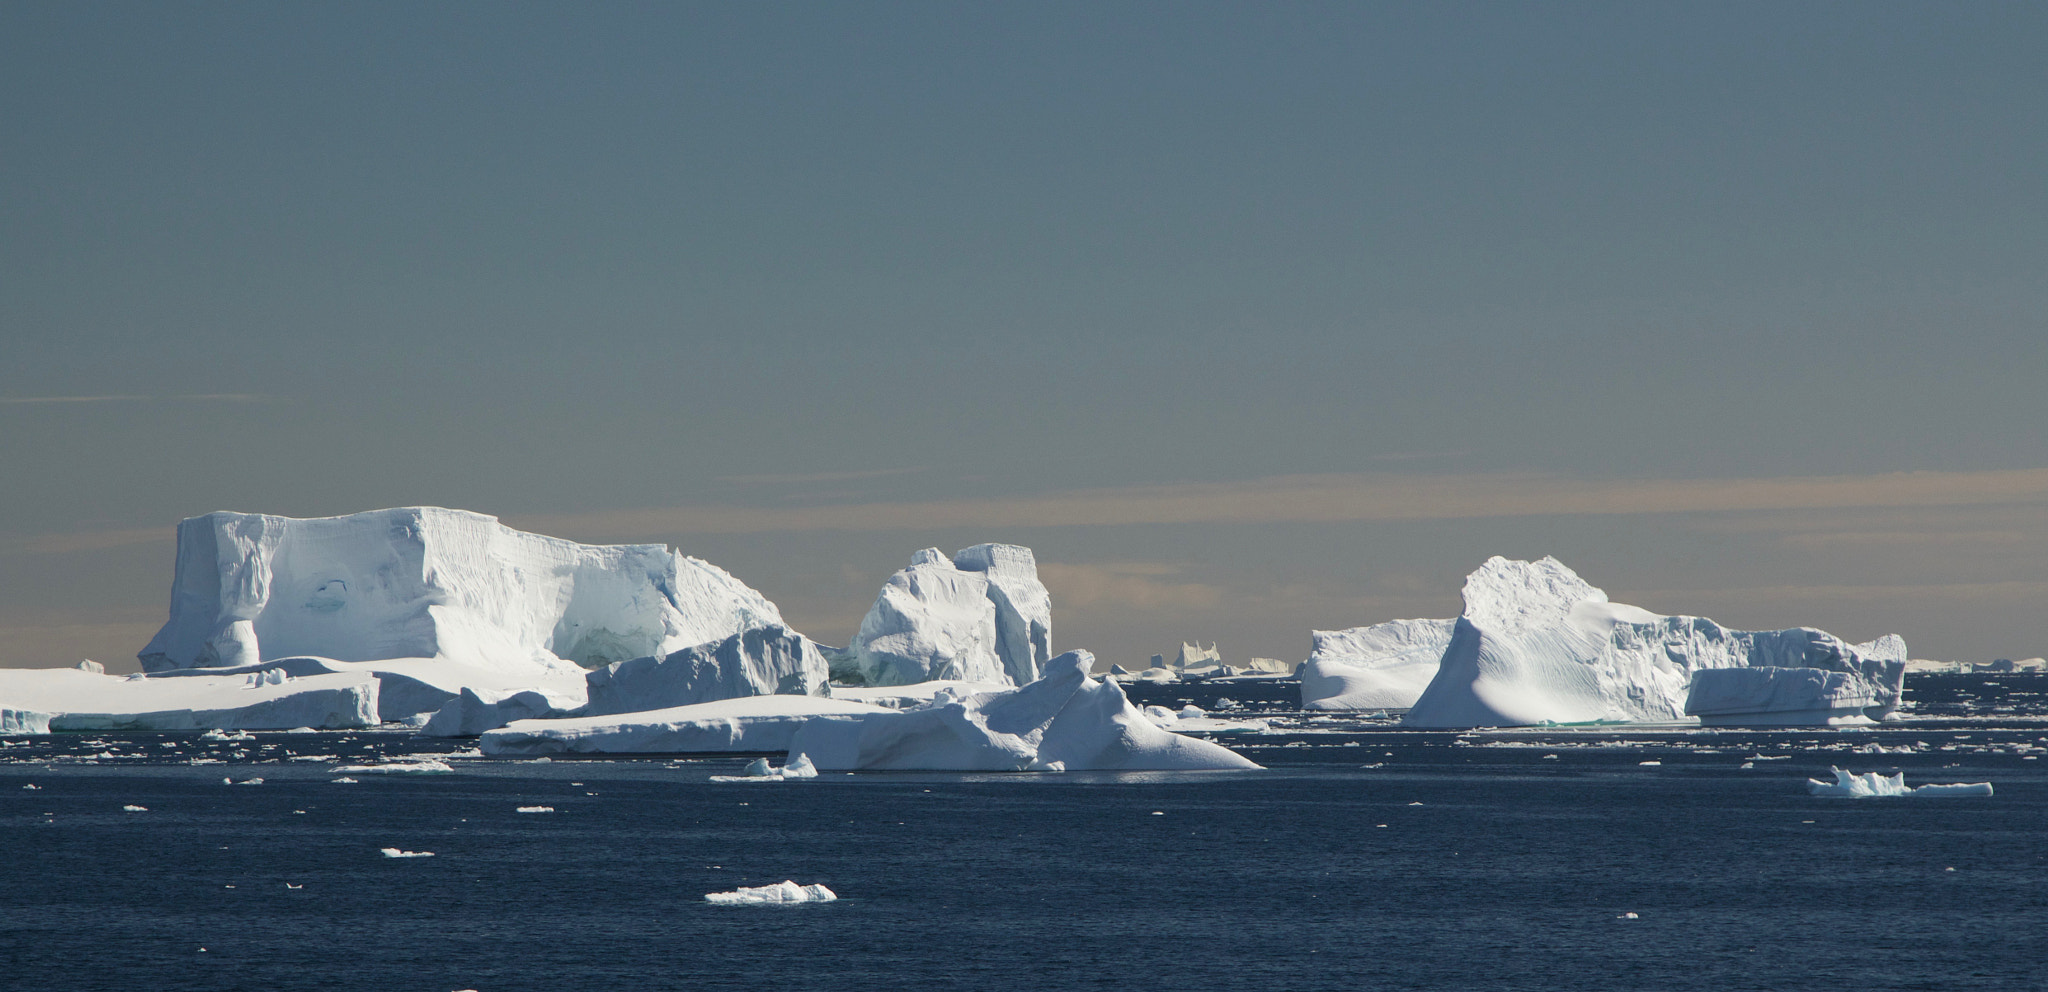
[380, 848, 434, 858]
[21, 784, 39, 790]
[1617, 912, 1639, 919]
[704, 880, 837, 905]
[330, 777, 359, 784]
[515, 806, 555, 813]
[781, 753, 819, 779]
[1638, 760, 1661, 766]
[1806, 766, 1993, 798]
[122, 804, 147, 812]
[742, 757, 772, 777]
[331, 760, 453, 775]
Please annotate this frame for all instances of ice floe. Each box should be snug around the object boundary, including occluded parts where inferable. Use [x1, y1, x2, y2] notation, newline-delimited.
[380, 848, 434, 858]
[0, 666, 378, 733]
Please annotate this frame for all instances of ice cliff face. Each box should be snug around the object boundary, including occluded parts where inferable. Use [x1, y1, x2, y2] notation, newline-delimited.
[1399, 557, 1907, 728]
[137, 507, 785, 676]
[840, 544, 1052, 687]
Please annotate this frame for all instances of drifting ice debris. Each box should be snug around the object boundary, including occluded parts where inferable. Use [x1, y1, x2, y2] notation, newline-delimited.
[714, 752, 820, 782]
[741, 757, 773, 777]
[1806, 767, 1993, 798]
[122, 805, 147, 812]
[704, 881, 838, 905]
[515, 806, 555, 813]
[1381, 557, 1907, 728]
[380, 848, 434, 858]
[838, 544, 1051, 687]
[331, 760, 453, 775]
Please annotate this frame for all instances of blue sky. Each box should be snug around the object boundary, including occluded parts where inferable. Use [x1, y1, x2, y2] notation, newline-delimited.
[4, 3, 2045, 669]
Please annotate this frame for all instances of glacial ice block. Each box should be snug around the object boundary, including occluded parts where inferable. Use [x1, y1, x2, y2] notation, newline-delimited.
[1806, 766, 1992, 798]
[839, 544, 1052, 687]
[1399, 557, 1907, 729]
[787, 650, 1261, 772]
[0, 667, 378, 732]
[476, 694, 894, 756]
[581, 624, 830, 717]
[704, 881, 837, 905]
[137, 507, 786, 678]
[1299, 619, 1455, 711]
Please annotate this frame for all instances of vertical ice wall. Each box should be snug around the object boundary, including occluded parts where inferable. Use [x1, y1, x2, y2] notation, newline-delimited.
[841, 543, 1053, 686]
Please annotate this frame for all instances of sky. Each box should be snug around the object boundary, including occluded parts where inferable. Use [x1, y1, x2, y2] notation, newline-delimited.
[3, 2, 2046, 672]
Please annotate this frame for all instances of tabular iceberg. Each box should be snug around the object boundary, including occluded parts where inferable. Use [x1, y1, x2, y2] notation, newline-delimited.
[787, 650, 1262, 771]
[139, 506, 785, 675]
[1399, 557, 1907, 729]
[838, 544, 1052, 687]
[1299, 619, 1455, 711]
[582, 624, 829, 717]
[0, 667, 378, 733]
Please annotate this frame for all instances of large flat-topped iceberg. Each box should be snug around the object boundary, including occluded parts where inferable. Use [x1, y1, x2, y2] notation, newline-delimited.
[789, 650, 1261, 771]
[0, 666, 377, 733]
[1299, 619, 1455, 711]
[139, 507, 786, 678]
[1401, 557, 1907, 728]
[839, 544, 1052, 687]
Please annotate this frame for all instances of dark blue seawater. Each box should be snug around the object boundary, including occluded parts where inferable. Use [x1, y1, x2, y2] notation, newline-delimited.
[4, 680, 2046, 991]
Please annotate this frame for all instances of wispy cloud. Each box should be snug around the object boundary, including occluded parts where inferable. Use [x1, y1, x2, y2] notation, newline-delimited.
[715, 467, 926, 486]
[0, 393, 269, 405]
[512, 467, 2048, 540]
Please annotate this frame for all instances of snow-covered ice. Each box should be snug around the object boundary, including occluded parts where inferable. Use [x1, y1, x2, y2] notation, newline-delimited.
[1806, 767, 1993, 798]
[704, 881, 837, 905]
[0, 666, 378, 733]
[838, 545, 1051, 686]
[787, 650, 1262, 772]
[582, 624, 829, 717]
[478, 695, 893, 756]
[1398, 557, 1907, 729]
[1299, 619, 1455, 711]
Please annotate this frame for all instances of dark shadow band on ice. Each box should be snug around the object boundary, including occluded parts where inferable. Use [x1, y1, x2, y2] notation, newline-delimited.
[0, 506, 1993, 773]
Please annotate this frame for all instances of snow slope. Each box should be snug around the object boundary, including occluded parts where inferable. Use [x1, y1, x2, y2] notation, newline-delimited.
[138, 507, 785, 677]
[1299, 619, 1455, 710]
[0, 667, 377, 732]
[788, 650, 1261, 771]
[1401, 557, 1908, 728]
[840, 545, 1051, 686]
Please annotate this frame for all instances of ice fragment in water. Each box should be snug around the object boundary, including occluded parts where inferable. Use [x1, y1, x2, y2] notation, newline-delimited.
[380, 848, 434, 858]
[704, 880, 837, 905]
[1806, 766, 1992, 798]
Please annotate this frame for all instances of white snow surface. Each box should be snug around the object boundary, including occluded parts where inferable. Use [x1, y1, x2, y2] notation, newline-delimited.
[477, 695, 893, 756]
[582, 624, 829, 717]
[704, 881, 837, 905]
[1300, 619, 1456, 711]
[0, 667, 378, 733]
[137, 506, 786, 681]
[826, 679, 1013, 709]
[787, 650, 1262, 772]
[1399, 557, 1908, 729]
[840, 545, 1051, 687]
[1806, 767, 1993, 798]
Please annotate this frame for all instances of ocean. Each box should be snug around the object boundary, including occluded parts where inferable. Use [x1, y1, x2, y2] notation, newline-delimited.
[3, 674, 2044, 992]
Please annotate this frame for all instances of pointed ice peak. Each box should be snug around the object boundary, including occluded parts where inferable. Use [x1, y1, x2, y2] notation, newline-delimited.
[1460, 556, 1607, 631]
[909, 547, 951, 567]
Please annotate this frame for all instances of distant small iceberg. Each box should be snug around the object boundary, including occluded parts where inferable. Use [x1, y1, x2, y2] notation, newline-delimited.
[1806, 766, 1992, 798]
[704, 881, 837, 905]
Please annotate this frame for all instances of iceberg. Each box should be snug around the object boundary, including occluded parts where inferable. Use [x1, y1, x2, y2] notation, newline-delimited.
[420, 687, 563, 737]
[0, 666, 378, 733]
[1806, 767, 1993, 798]
[704, 881, 837, 905]
[582, 624, 829, 717]
[839, 544, 1051, 687]
[477, 695, 894, 756]
[1398, 557, 1907, 729]
[137, 506, 786, 684]
[1299, 619, 1456, 711]
[787, 650, 1262, 771]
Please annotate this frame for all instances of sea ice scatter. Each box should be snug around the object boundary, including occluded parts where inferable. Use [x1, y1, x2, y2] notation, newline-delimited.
[380, 848, 434, 858]
[515, 806, 555, 813]
[704, 881, 838, 905]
